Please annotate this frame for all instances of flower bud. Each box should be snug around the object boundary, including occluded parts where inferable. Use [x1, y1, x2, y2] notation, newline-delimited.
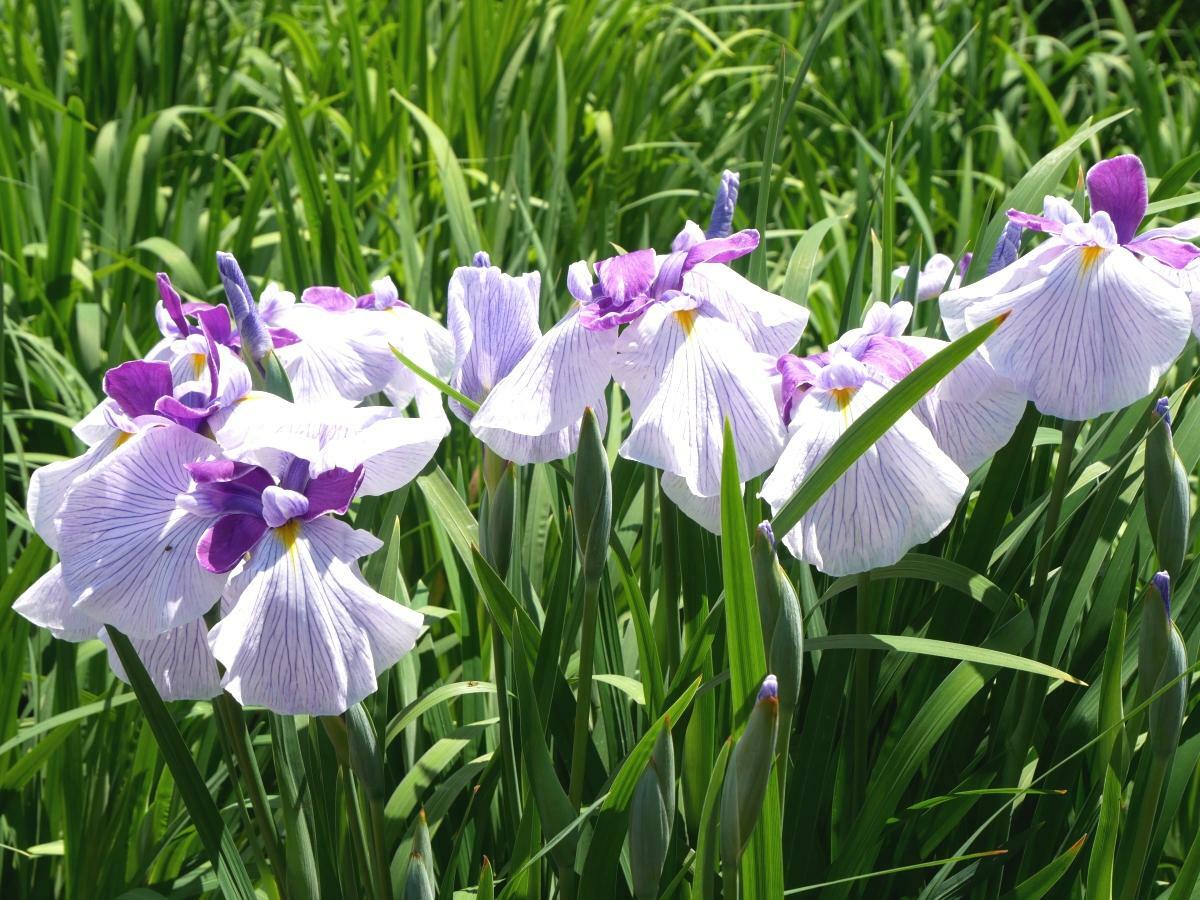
[630, 723, 675, 899]
[345, 702, 385, 802]
[216, 251, 272, 362]
[986, 221, 1023, 275]
[573, 407, 611, 583]
[1138, 572, 1172, 708]
[752, 523, 803, 728]
[721, 676, 780, 872]
[404, 848, 435, 900]
[478, 856, 494, 900]
[706, 170, 740, 239]
[473, 250, 492, 268]
[1141, 573, 1189, 759]
[480, 457, 515, 577]
[1145, 398, 1190, 579]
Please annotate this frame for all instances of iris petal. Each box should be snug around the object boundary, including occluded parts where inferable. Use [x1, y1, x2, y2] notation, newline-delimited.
[13, 564, 101, 641]
[103, 619, 222, 701]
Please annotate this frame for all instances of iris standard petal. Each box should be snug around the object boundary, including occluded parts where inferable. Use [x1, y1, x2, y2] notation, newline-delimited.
[471, 308, 617, 439]
[103, 619, 222, 701]
[269, 304, 396, 405]
[58, 425, 227, 637]
[901, 336, 1026, 472]
[447, 263, 541, 419]
[683, 263, 809, 357]
[954, 244, 1191, 420]
[210, 518, 423, 715]
[616, 297, 784, 497]
[1086, 154, 1147, 245]
[13, 564, 101, 641]
[760, 380, 968, 577]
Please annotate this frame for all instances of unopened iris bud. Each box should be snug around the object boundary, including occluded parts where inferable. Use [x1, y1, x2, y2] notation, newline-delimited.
[706, 170, 739, 239]
[345, 702, 385, 802]
[1140, 573, 1189, 759]
[630, 723, 675, 899]
[1145, 397, 1190, 579]
[721, 675, 780, 872]
[480, 458, 515, 577]
[986, 221, 1024, 275]
[574, 407, 611, 582]
[404, 848, 435, 900]
[473, 250, 492, 268]
[216, 251, 273, 362]
[752, 523, 803, 733]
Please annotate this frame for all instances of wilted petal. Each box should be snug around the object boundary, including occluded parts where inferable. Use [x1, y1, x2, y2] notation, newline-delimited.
[13, 564, 100, 641]
[103, 619, 222, 701]
[471, 308, 616, 446]
[616, 297, 784, 497]
[947, 244, 1191, 420]
[901, 336, 1026, 472]
[684, 264, 808, 357]
[58, 425, 227, 637]
[210, 517, 423, 715]
[761, 378, 968, 576]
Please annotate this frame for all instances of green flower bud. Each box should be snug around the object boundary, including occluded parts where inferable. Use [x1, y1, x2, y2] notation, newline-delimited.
[414, 809, 435, 885]
[1144, 573, 1189, 759]
[1145, 398, 1190, 579]
[478, 856, 494, 900]
[720, 676, 780, 872]
[752, 523, 804, 725]
[404, 848, 436, 900]
[345, 702, 385, 802]
[480, 459, 516, 577]
[574, 407, 611, 582]
[630, 723, 675, 899]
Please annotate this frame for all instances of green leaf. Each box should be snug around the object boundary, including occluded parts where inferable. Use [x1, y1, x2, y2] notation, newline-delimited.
[771, 313, 1009, 536]
[1001, 834, 1087, 900]
[1084, 768, 1121, 900]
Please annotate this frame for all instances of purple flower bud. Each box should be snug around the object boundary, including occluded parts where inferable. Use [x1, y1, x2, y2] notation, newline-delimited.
[1152, 570, 1172, 617]
[1155, 396, 1173, 431]
[757, 521, 775, 550]
[757, 674, 778, 703]
[473, 250, 492, 268]
[705, 169, 739, 239]
[986, 221, 1024, 275]
[958, 252, 973, 276]
[156, 272, 191, 338]
[216, 251, 272, 361]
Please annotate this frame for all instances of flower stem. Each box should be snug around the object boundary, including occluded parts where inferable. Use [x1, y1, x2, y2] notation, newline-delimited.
[569, 575, 602, 810]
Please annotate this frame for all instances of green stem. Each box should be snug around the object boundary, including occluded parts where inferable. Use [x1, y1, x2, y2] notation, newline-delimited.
[569, 576, 602, 810]
[848, 572, 872, 815]
[214, 696, 287, 892]
[1031, 419, 1082, 611]
[492, 617, 522, 829]
[368, 797, 390, 900]
[1118, 753, 1171, 900]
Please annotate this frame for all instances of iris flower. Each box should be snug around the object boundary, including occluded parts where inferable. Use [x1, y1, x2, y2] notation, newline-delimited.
[471, 171, 808, 508]
[761, 353, 968, 576]
[941, 155, 1196, 420]
[893, 252, 971, 300]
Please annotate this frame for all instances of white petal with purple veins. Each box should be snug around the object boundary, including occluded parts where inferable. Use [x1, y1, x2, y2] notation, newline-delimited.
[946, 244, 1191, 421]
[616, 297, 784, 497]
[210, 518, 423, 715]
[901, 336, 1026, 472]
[270, 304, 396, 405]
[28, 430, 129, 549]
[660, 472, 727, 536]
[58, 425, 227, 638]
[761, 380, 968, 577]
[684, 263, 809, 357]
[1145, 257, 1200, 338]
[103, 619, 222, 701]
[13, 564, 101, 641]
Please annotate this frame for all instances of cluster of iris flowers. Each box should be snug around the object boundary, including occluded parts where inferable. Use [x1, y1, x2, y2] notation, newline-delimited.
[15, 154, 1200, 716]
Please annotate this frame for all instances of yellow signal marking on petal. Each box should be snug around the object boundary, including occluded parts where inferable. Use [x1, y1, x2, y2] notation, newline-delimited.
[674, 309, 698, 336]
[191, 353, 206, 377]
[1080, 245, 1104, 271]
[277, 520, 301, 557]
[830, 387, 855, 410]
[114, 431, 133, 448]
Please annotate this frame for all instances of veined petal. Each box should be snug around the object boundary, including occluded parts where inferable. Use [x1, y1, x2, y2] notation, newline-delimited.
[616, 298, 784, 497]
[955, 244, 1191, 420]
[660, 472, 725, 536]
[901, 336, 1026, 472]
[473, 401, 607, 465]
[471, 308, 617, 438]
[318, 413, 448, 496]
[28, 430, 128, 549]
[270, 304, 396, 404]
[210, 518, 423, 715]
[103, 619, 222, 701]
[1144, 257, 1200, 339]
[447, 263, 541, 419]
[58, 425, 227, 637]
[1086, 154, 1147, 245]
[684, 263, 809, 357]
[13, 564, 101, 641]
[760, 381, 968, 577]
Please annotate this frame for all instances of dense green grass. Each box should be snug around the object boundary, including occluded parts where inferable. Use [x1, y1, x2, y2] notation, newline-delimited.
[4, 1, 1200, 897]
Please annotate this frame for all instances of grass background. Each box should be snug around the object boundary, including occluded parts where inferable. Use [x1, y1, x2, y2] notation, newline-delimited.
[4, 0, 1200, 897]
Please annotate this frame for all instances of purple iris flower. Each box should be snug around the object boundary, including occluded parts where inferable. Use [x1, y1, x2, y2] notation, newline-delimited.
[892, 252, 971, 301]
[471, 170, 809, 509]
[942, 154, 1196, 421]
